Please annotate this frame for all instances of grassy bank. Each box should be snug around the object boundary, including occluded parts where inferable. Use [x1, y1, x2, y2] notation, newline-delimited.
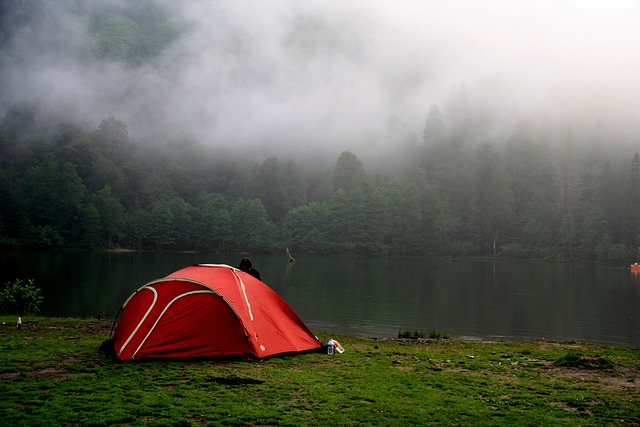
[1, 317, 638, 426]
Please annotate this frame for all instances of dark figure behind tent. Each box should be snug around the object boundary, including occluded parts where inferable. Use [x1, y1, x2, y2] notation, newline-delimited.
[238, 258, 261, 280]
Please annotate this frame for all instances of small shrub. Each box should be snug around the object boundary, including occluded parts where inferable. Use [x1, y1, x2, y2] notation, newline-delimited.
[554, 352, 583, 367]
[0, 279, 44, 316]
[554, 352, 614, 369]
[396, 329, 450, 339]
[398, 330, 424, 339]
[428, 329, 449, 339]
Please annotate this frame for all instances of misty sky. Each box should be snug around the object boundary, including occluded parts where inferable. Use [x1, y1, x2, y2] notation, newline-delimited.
[1, 0, 639, 160]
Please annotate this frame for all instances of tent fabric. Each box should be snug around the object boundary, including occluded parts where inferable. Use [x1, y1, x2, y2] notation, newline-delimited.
[111, 264, 321, 360]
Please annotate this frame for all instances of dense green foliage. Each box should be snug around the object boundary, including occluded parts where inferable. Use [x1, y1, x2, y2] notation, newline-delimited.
[0, 318, 638, 426]
[1, 103, 640, 261]
[0, 279, 43, 316]
[0, 3, 638, 260]
[0, 0, 180, 67]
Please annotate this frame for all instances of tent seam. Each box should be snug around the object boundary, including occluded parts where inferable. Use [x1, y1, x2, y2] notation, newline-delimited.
[131, 289, 216, 359]
[232, 269, 254, 321]
[118, 286, 158, 357]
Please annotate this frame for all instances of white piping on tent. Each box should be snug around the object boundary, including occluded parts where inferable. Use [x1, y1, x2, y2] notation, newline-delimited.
[118, 286, 158, 357]
[228, 267, 265, 352]
[116, 267, 259, 359]
[192, 264, 255, 322]
[231, 269, 254, 321]
[197, 263, 231, 267]
[158, 276, 250, 338]
[197, 264, 260, 351]
[132, 289, 215, 359]
[198, 263, 255, 322]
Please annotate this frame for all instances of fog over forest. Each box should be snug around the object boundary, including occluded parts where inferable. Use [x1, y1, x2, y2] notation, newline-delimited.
[1, 0, 639, 168]
[3, 1, 640, 259]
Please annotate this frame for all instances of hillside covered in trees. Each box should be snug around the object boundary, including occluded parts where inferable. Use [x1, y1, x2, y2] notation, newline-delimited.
[1, 100, 639, 262]
[1, 1, 639, 262]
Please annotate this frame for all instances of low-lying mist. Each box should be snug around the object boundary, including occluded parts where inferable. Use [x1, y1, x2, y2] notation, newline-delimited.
[1, 0, 638, 167]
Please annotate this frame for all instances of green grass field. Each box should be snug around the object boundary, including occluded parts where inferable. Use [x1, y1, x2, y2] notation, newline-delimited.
[1, 317, 638, 426]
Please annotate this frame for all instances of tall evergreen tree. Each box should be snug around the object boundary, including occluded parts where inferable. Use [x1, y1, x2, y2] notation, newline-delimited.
[229, 198, 275, 253]
[422, 104, 444, 146]
[94, 117, 134, 165]
[251, 157, 289, 221]
[624, 153, 640, 249]
[554, 134, 582, 259]
[21, 154, 87, 245]
[92, 185, 126, 248]
[468, 142, 515, 253]
[334, 151, 365, 193]
[197, 193, 231, 253]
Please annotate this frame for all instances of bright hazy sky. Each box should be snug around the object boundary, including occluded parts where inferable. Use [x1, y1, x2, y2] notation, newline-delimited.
[1, 0, 639, 158]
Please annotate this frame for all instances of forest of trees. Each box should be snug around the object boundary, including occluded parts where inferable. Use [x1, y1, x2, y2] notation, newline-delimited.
[1, 1, 639, 262]
[1, 99, 639, 263]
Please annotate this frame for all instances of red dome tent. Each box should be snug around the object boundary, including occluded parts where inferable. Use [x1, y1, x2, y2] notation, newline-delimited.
[111, 264, 321, 360]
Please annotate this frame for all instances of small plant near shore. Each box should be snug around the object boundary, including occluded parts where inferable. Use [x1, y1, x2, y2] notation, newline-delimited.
[0, 279, 44, 316]
[428, 329, 449, 339]
[397, 329, 450, 339]
[398, 329, 424, 339]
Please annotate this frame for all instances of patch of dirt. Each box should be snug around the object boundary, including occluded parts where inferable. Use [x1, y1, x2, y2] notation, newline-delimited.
[0, 372, 20, 380]
[27, 367, 80, 380]
[0, 367, 90, 381]
[541, 366, 640, 393]
[204, 376, 264, 386]
[14, 321, 113, 333]
[535, 341, 589, 351]
[549, 401, 594, 415]
[74, 322, 114, 332]
[447, 357, 640, 394]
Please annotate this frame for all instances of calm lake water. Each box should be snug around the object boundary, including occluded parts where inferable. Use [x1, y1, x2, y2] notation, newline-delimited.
[1, 250, 639, 347]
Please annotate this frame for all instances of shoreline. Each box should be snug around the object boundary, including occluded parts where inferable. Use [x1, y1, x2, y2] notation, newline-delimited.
[2, 317, 638, 350]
